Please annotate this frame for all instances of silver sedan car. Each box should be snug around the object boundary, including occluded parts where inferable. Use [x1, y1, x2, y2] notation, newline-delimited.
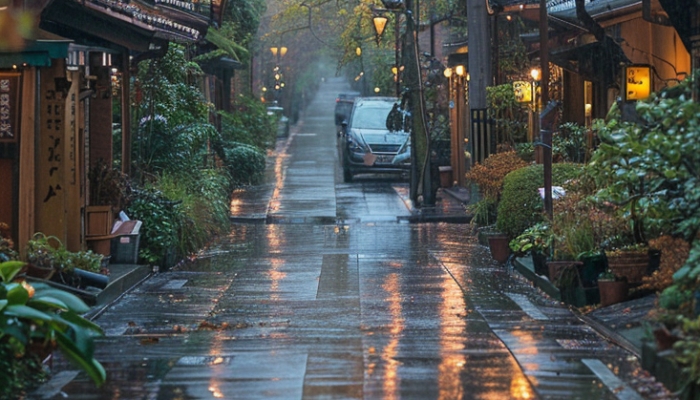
[338, 97, 411, 182]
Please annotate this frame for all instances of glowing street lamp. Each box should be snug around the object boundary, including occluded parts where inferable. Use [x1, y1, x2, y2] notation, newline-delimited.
[372, 14, 388, 45]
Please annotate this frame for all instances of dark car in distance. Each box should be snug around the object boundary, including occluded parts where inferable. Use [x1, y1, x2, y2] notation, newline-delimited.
[334, 92, 360, 125]
[338, 97, 410, 182]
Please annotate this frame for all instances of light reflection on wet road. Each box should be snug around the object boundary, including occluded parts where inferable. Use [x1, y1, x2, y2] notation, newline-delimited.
[38, 78, 648, 400]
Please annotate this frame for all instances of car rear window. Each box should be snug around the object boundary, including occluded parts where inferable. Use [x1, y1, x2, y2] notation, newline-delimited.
[350, 104, 393, 130]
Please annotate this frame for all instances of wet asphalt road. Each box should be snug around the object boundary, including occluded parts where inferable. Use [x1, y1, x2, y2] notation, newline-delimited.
[37, 78, 655, 400]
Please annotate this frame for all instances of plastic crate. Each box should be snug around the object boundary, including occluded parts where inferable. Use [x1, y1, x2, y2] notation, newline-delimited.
[110, 234, 140, 264]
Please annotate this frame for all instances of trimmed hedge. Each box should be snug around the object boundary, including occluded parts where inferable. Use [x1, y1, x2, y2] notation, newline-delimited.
[496, 163, 582, 239]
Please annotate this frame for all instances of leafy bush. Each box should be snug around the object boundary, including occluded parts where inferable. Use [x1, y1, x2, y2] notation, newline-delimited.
[219, 96, 277, 151]
[465, 150, 528, 202]
[223, 143, 266, 187]
[157, 170, 232, 256]
[495, 163, 582, 239]
[126, 188, 182, 267]
[487, 84, 528, 145]
[555, 122, 589, 163]
[133, 45, 219, 179]
[128, 167, 233, 267]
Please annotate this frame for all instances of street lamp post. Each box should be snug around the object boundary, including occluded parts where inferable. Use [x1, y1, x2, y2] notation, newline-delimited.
[269, 46, 288, 104]
[530, 67, 541, 150]
[372, 8, 401, 97]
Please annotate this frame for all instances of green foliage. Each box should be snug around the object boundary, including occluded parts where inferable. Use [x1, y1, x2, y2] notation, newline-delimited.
[658, 284, 692, 311]
[487, 84, 528, 145]
[509, 222, 552, 256]
[467, 198, 498, 227]
[25, 233, 73, 274]
[555, 122, 589, 163]
[126, 189, 182, 266]
[495, 163, 582, 239]
[135, 116, 219, 177]
[157, 170, 232, 256]
[222, 143, 266, 187]
[218, 96, 276, 150]
[589, 78, 700, 245]
[0, 261, 105, 388]
[1, 338, 48, 398]
[495, 14, 531, 78]
[134, 45, 218, 179]
[0, 222, 17, 262]
[128, 167, 233, 266]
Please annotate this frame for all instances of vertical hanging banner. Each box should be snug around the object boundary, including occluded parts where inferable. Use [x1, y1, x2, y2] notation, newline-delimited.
[624, 65, 652, 101]
[0, 73, 20, 142]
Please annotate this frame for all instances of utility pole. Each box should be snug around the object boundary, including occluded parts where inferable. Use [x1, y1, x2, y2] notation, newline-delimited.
[467, 0, 492, 165]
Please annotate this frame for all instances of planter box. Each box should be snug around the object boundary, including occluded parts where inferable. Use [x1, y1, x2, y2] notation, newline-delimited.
[607, 251, 649, 285]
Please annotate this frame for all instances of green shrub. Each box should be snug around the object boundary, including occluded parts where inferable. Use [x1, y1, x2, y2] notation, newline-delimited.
[223, 143, 266, 187]
[219, 96, 277, 151]
[496, 163, 582, 238]
[157, 169, 232, 256]
[126, 188, 182, 267]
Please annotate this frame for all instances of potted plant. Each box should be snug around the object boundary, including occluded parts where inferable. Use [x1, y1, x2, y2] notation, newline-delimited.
[465, 149, 528, 264]
[597, 269, 628, 307]
[24, 233, 108, 289]
[24, 233, 68, 280]
[510, 222, 552, 276]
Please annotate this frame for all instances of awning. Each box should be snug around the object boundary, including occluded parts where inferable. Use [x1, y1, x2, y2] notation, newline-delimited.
[0, 30, 72, 68]
[40, 0, 207, 53]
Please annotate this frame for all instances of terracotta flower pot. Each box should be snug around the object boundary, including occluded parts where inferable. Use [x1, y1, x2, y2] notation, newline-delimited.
[487, 234, 511, 264]
[598, 280, 628, 307]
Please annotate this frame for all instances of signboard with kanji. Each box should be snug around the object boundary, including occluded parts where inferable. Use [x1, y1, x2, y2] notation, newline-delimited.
[624, 65, 652, 101]
[0, 73, 20, 142]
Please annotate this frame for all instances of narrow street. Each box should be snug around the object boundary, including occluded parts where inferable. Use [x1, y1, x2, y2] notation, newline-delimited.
[37, 78, 654, 400]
